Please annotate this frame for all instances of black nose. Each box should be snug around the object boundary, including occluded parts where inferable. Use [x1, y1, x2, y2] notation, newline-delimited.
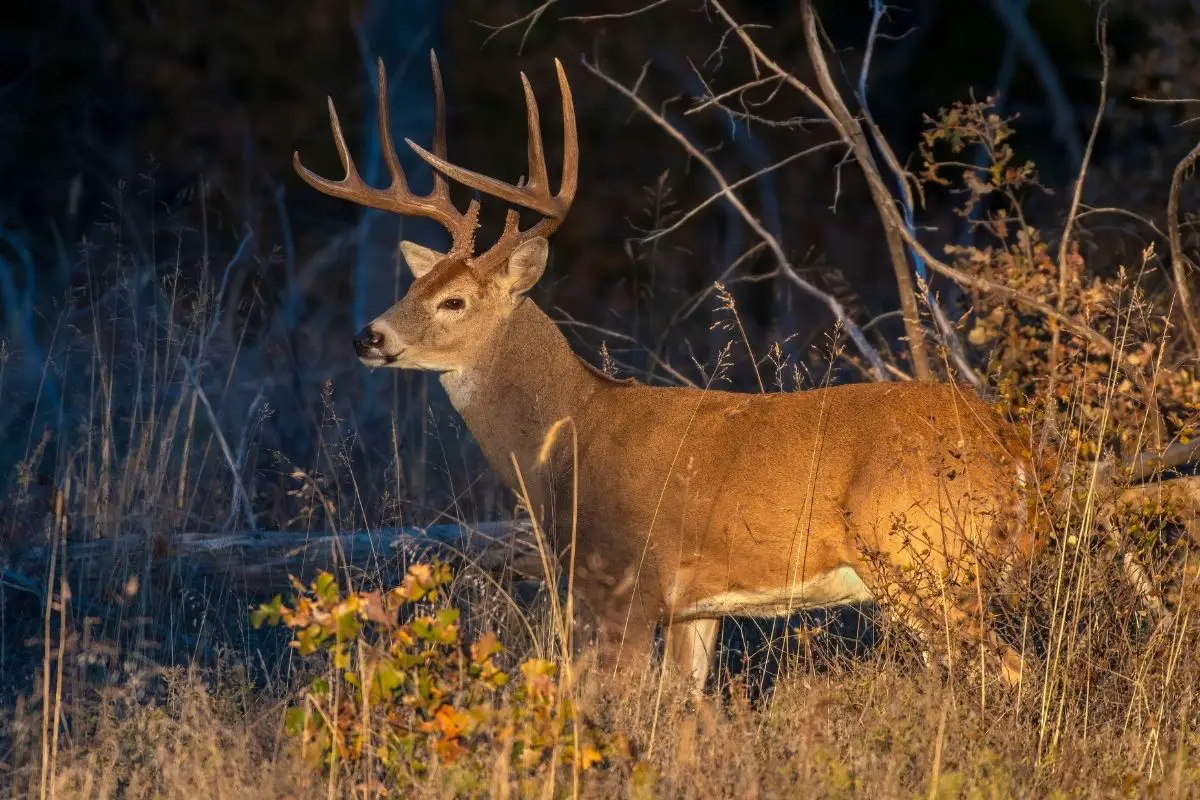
[353, 326, 385, 356]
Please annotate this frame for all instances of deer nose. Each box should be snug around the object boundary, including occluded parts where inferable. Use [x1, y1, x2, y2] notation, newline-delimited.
[353, 325, 385, 356]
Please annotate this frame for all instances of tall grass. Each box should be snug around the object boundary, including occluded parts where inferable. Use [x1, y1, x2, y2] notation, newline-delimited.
[3, 158, 1200, 799]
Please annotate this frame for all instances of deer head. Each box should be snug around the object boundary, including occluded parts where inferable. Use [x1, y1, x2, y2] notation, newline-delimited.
[293, 52, 578, 374]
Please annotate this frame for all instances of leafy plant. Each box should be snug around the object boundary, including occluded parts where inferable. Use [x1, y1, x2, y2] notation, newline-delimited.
[919, 96, 1200, 461]
[252, 562, 628, 796]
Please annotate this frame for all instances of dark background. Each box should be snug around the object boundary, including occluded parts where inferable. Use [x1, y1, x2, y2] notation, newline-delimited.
[1, 0, 1195, 536]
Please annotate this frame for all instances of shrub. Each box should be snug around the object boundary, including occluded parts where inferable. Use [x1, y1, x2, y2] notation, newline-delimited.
[251, 561, 628, 797]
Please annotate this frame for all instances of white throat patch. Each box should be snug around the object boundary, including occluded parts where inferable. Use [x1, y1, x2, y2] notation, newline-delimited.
[440, 370, 479, 410]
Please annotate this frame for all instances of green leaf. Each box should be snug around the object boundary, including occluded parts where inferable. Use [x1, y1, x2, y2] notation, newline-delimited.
[250, 595, 284, 629]
[314, 571, 339, 604]
[332, 641, 351, 670]
[376, 662, 404, 694]
[335, 608, 360, 642]
[283, 706, 308, 737]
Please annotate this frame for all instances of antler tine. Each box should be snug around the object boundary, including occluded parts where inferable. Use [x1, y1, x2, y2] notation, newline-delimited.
[522, 58, 578, 237]
[292, 96, 365, 202]
[488, 59, 579, 245]
[406, 59, 577, 220]
[375, 58, 407, 195]
[552, 58, 579, 211]
[294, 53, 480, 257]
[428, 51, 451, 203]
[456, 59, 578, 273]
[519, 72, 550, 195]
[424, 50, 482, 259]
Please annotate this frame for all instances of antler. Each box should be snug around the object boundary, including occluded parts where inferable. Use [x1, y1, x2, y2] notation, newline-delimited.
[406, 58, 578, 273]
[295, 52, 578, 274]
[293, 52, 481, 260]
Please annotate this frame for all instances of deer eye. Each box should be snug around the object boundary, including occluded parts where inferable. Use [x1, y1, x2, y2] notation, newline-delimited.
[437, 297, 466, 312]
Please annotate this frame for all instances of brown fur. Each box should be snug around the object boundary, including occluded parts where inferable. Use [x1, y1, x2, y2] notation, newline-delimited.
[361, 249, 1043, 690]
[298, 55, 1044, 690]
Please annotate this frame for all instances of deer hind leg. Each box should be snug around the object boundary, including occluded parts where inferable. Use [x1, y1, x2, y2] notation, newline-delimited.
[663, 618, 721, 695]
[938, 588, 1026, 687]
[859, 566, 1026, 688]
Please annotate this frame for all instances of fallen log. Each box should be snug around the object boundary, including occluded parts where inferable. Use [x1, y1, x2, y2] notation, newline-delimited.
[10, 520, 542, 606]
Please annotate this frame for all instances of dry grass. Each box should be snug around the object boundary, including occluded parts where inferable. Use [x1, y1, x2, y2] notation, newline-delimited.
[6, 16, 1200, 794]
[5, 622, 1200, 799]
[3, 207, 1200, 799]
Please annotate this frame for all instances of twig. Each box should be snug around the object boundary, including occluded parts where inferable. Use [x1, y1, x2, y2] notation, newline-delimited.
[639, 142, 841, 244]
[709, 1, 1119, 358]
[554, 312, 699, 387]
[1168, 139, 1200, 347]
[582, 55, 894, 381]
[1075, 206, 1168, 241]
[663, 242, 769, 332]
[800, 0, 932, 380]
[226, 386, 268, 530]
[180, 356, 258, 532]
[479, 0, 558, 53]
[986, 0, 1083, 167]
[1135, 96, 1200, 105]
[1050, 11, 1110, 388]
[562, 0, 673, 22]
[685, 74, 781, 118]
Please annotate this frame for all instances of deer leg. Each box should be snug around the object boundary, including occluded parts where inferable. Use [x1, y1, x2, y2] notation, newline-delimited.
[663, 618, 721, 695]
[933, 587, 1026, 687]
[662, 618, 721, 767]
[864, 579, 938, 669]
[859, 563, 1026, 687]
[593, 605, 657, 679]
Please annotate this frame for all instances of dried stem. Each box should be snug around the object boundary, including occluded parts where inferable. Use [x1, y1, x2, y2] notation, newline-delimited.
[1168, 139, 1200, 348]
[581, 55, 894, 381]
[708, 0, 1119, 359]
[798, 0, 932, 381]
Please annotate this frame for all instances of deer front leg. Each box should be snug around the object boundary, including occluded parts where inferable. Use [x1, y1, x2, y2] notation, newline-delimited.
[592, 605, 657, 680]
[663, 618, 721, 695]
[662, 618, 721, 767]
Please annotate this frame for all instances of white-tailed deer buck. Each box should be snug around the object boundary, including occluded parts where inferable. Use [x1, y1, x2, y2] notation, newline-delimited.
[294, 52, 1047, 691]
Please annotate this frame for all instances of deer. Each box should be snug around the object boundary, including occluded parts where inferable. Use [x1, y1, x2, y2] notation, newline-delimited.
[293, 51, 1054, 694]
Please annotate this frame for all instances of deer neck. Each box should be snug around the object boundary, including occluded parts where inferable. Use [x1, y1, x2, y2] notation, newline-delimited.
[439, 298, 597, 498]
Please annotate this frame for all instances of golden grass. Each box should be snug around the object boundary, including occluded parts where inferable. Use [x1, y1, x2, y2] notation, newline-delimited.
[5, 628, 1200, 799]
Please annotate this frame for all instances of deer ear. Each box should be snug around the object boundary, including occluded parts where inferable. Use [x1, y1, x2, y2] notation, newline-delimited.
[399, 240, 444, 279]
[498, 237, 548, 297]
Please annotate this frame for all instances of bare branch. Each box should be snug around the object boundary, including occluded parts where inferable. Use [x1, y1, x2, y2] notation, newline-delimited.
[802, 1, 930, 378]
[708, 0, 1118, 358]
[562, 0, 673, 22]
[1050, 11, 1110, 385]
[640, 140, 842, 244]
[180, 356, 258, 533]
[479, 0, 559, 53]
[1168, 139, 1200, 346]
[685, 73, 780, 117]
[581, 55, 893, 381]
[706, 0, 931, 380]
[853, 0, 981, 387]
[986, 0, 1083, 166]
[1075, 205, 1168, 241]
[1134, 96, 1200, 105]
